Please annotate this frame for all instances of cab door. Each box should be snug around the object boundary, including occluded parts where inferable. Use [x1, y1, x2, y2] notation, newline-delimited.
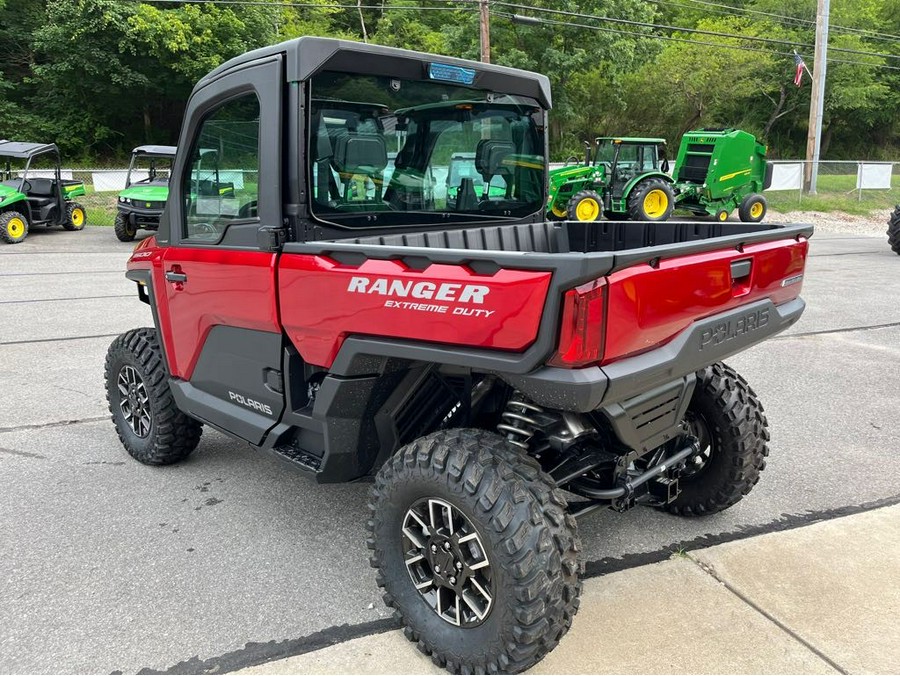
[152, 55, 285, 444]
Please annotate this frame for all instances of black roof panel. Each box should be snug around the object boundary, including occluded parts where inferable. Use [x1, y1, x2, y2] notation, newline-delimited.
[196, 37, 552, 109]
[0, 140, 58, 158]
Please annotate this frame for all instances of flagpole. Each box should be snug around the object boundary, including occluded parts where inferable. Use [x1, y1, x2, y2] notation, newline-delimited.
[804, 0, 830, 194]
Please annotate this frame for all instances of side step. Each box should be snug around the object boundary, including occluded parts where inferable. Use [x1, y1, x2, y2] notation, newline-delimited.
[271, 444, 323, 473]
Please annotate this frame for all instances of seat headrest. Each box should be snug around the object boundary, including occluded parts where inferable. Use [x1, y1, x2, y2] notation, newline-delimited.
[475, 139, 515, 179]
[332, 131, 388, 175]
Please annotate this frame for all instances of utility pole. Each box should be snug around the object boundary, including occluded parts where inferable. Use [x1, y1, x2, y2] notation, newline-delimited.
[804, 0, 830, 194]
[480, 0, 491, 63]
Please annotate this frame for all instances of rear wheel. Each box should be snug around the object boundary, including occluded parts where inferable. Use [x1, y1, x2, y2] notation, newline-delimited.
[627, 178, 675, 221]
[63, 202, 86, 230]
[369, 429, 581, 674]
[114, 212, 137, 242]
[566, 190, 603, 222]
[666, 362, 769, 516]
[738, 194, 767, 222]
[105, 328, 202, 465]
[887, 206, 900, 255]
[0, 210, 28, 243]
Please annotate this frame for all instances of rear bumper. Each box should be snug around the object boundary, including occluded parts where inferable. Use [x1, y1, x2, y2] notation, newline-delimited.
[504, 296, 805, 413]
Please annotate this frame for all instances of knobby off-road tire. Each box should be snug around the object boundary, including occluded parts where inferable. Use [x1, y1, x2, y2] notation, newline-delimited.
[666, 362, 770, 516]
[114, 212, 137, 242]
[887, 206, 900, 255]
[368, 429, 582, 674]
[0, 210, 28, 243]
[105, 328, 202, 465]
[63, 201, 87, 230]
[627, 178, 675, 221]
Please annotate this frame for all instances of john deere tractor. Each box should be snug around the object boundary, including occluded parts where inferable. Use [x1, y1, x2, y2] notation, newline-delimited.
[548, 137, 675, 222]
[548, 128, 770, 223]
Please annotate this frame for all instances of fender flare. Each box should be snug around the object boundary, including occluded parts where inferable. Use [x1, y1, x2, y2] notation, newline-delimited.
[621, 171, 675, 201]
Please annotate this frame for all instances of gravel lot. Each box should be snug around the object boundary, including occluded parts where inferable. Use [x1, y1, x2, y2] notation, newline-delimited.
[1, 216, 899, 674]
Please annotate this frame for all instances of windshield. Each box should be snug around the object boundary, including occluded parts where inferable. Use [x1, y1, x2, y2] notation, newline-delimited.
[308, 71, 546, 228]
[127, 154, 174, 187]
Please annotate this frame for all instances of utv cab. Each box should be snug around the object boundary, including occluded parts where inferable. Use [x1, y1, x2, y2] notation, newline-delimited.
[0, 140, 87, 244]
[115, 145, 176, 242]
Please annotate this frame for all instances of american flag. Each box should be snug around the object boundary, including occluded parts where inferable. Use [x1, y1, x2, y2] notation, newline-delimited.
[794, 52, 809, 87]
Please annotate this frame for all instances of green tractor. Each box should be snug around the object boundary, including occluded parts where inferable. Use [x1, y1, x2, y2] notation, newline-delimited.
[548, 137, 675, 222]
[547, 128, 770, 223]
[0, 140, 87, 244]
[114, 145, 176, 242]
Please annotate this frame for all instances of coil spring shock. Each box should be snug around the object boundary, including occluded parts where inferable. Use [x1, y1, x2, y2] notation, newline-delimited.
[497, 393, 544, 450]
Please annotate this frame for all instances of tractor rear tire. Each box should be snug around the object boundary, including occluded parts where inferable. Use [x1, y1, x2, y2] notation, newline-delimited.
[665, 362, 769, 517]
[63, 202, 87, 231]
[566, 190, 603, 222]
[627, 178, 675, 221]
[115, 212, 137, 242]
[105, 328, 203, 465]
[368, 428, 582, 674]
[887, 206, 900, 255]
[0, 210, 29, 243]
[738, 194, 767, 223]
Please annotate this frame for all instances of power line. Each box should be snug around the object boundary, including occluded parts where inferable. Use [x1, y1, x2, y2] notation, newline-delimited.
[140, 0, 479, 9]
[494, 2, 900, 64]
[500, 11, 900, 72]
[671, 0, 900, 45]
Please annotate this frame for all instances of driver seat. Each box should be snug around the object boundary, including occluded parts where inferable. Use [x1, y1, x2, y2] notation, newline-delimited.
[25, 178, 57, 208]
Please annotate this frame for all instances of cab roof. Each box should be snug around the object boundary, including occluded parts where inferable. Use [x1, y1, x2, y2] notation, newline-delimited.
[0, 140, 59, 158]
[196, 36, 552, 109]
[132, 145, 177, 157]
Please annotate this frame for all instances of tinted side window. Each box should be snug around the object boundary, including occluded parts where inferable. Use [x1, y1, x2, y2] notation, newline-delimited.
[182, 93, 260, 242]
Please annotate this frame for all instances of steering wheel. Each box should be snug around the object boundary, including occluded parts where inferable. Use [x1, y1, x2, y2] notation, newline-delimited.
[237, 200, 258, 219]
[21, 180, 31, 193]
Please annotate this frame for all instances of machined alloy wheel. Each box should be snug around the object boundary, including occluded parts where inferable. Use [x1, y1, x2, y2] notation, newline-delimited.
[117, 365, 151, 438]
[402, 498, 493, 628]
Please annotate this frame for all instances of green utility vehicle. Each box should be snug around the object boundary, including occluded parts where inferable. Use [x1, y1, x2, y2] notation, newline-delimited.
[548, 137, 674, 222]
[0, 140, 87, 243]
[673, 128, 769, 222]
[115, 145, 176, 242]
[547, 128, 770, 223]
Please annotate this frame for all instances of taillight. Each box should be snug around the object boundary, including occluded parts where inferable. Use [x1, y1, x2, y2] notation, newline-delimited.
[548, 279, 606, 368]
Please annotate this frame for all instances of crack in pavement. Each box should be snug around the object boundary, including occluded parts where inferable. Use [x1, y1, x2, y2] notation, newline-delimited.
[0, 447, 47, 459]
[687, 556, 849, 675]
[0, 333, 120, 346]
[0, 294, 133, 305]
[0, 415, 108, 435]
[775, 320, 900, 340]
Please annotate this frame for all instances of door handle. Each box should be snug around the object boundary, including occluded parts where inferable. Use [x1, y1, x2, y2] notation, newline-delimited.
[165, 270, 188, 283]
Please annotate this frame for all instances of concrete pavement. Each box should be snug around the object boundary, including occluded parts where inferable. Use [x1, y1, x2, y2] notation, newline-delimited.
[236, 504, 900, 675]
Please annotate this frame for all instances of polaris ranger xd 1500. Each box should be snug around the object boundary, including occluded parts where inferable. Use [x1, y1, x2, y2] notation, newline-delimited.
[105, 38, 812, 674]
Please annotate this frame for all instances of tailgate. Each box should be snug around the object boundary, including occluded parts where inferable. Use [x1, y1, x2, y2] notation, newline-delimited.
[602, 236, 808, 364]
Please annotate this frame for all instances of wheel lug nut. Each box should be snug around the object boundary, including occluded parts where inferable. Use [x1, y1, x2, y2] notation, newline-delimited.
[431, 544, 437, 552]
[434, 565, 440, 573]
[443, 542, 451, 551]
[456, 561, 463, 570]
[449, 576, 456, 585]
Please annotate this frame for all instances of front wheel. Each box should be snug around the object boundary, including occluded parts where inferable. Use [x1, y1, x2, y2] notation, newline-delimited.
[566, 189, 603, 222]
[369, 429, 582, 674]
[627, 178, 675, 221]
[0, 210, 29, 243]
[105, 328, 202, 465]
[63, 202, 87, 230]
[666, 362, 769, 516]
[114, 212, 137, 241]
